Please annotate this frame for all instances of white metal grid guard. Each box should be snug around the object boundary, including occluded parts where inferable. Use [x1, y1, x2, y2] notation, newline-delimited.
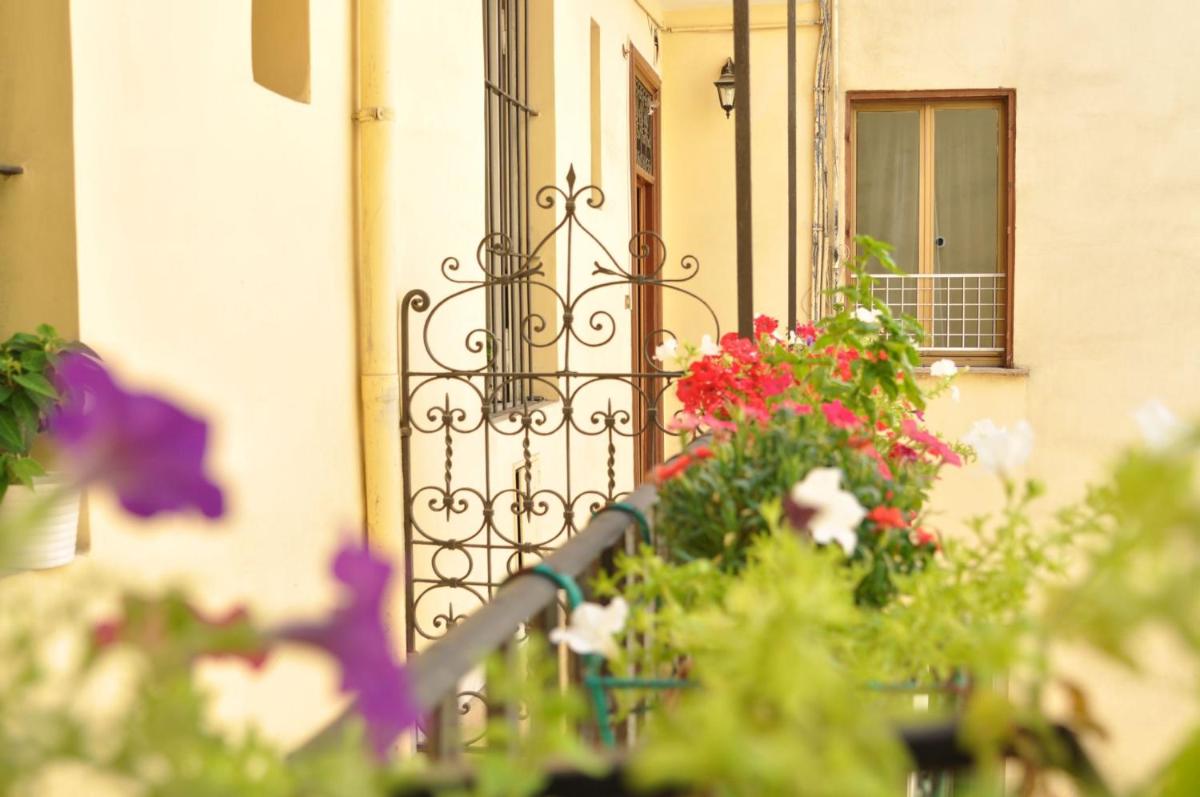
[869, 272, 1006, 353]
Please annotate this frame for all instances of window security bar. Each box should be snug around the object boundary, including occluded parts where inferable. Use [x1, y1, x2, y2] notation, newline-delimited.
[868, 272, 1007, 353]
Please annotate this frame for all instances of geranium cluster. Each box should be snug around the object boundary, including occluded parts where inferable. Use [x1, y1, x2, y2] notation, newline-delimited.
[657, 291, 963, 605]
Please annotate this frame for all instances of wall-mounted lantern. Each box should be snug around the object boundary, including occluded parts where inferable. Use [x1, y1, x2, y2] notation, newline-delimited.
[714, 57, 736, 118]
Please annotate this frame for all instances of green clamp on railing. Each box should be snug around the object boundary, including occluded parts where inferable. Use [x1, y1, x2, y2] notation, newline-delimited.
[593, 501, 653, 547]
[526, 561, 690, 749]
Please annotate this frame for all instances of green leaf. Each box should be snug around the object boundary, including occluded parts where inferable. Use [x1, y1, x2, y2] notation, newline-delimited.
[20, 349, 47, 373]
[0, 383, 12, 404]
[7, 456, 44, 488]
[12, 372, 57, 400]
[10, 392, 39, 442]
[0, 411, 24, 453]
[35, 323, 57, 339]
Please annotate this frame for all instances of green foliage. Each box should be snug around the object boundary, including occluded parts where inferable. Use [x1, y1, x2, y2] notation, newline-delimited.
[432, 634, 601, 797]
[629, 533, 911, 797]
[0, 325, 70, 496]
[0, 582, 383, 797]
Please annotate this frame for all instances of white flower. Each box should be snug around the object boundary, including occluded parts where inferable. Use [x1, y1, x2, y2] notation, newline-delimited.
[771, 326, 787, 342]
[654, 338, 678, 364]
[854, 307, 881, 325]
[788, 467, 866, 556]
[949, 385, 961, 403]
[549, 597, 628, 658]
[698, 334, 719, 357]
[1133, 399, 1184, 451]
[963, 419, 1034, 477]
[930, 358, 957, 378]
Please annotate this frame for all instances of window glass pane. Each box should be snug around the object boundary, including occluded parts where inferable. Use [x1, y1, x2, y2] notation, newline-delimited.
[933, 107, 999, 275]
[932, 107, 1002, 352]
[856, 110, 919, 322]
[855, 110, 920, 274]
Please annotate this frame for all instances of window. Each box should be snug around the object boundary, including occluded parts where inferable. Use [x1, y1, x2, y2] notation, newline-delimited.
[483, 0, 537, 407]
[848, 90, 1014, 366]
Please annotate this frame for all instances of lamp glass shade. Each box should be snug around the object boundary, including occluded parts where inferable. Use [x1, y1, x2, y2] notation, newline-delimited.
[713, 58, 736, 117]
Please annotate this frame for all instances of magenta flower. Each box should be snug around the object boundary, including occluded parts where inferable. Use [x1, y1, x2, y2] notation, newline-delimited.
[282, 542, 421, 758]
[49, 353, 224, 519]
[821, 399, 861, 430]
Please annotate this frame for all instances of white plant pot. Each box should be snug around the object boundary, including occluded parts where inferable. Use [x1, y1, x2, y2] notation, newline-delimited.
[0, 475, 81, 570]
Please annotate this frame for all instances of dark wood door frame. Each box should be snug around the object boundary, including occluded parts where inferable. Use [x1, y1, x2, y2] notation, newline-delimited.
[629, 45, 663, 480]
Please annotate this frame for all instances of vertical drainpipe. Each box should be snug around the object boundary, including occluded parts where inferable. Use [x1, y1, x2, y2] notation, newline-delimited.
[353, 0, 405, 640]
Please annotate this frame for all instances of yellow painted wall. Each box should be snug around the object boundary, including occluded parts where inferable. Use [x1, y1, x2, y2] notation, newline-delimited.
[0, 0, 79, 340]
[64, 0, 361, 747]
[839, 1, 1200, 785]
[660, 2, 821, 346]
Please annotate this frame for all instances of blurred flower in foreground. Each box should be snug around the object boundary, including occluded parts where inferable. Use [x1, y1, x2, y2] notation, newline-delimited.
[929, 358, 957, 378]
[549, 597, 628, 659]
[92, 593, 267, 669]
[1133, 399, 1184, 451]
[784, 467, 866, 556]
[281, 542, 421, 758]
[49, 353, 224, 519]
[964, 419, 1034, 477]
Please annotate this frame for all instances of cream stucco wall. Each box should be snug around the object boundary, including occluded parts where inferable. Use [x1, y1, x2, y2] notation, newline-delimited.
[661, 2, 821, 345]
[838, 1, 1200, 785]
[63, 0, 361, 747]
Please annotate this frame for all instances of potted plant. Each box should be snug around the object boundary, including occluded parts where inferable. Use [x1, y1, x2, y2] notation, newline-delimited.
[0, 324, 81, 570]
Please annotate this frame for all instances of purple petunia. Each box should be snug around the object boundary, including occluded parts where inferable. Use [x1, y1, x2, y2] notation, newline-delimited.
[49, 353, 224, 519]
[282, 542, 421, 758]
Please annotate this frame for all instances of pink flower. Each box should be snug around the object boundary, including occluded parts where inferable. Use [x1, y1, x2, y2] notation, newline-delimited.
[821, 400, 861, 430]
[795, 323, 820, 345]
[901, 419, 963, 467]
[667, 412, 702, 432]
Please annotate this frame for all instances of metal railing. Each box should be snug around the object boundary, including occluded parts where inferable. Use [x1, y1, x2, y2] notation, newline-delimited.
[868, 272, 1007, 353]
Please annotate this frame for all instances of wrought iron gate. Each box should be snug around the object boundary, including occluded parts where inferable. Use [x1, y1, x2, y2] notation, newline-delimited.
[399, 169, 718, 658]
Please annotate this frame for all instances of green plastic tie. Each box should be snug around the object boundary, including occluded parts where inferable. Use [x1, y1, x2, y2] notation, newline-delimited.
[528, 562, 584, 611]
[594, 501, 652, 546]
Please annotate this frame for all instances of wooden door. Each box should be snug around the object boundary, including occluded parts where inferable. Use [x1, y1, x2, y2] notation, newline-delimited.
[629, 47, 663, 480]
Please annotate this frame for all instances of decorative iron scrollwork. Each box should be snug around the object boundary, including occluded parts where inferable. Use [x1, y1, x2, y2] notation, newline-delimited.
[400, 167, 719, 655]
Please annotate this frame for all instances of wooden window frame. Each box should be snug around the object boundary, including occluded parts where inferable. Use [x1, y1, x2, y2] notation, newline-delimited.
[846, 89, 1016, 368]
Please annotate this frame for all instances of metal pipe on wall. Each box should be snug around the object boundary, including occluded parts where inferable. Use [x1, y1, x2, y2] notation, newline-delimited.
[787, 0, 797, 332]
[733, 0, 753, 337]
[353, 0, 405, 629]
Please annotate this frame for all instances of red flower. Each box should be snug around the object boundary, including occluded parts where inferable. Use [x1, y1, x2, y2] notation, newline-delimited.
[913, 527, 939, 547]
[795, 323, 820, 345]
[889, 442, 920, 463]
[754, 315, 779, 338]
[821, 400, 861, 430]
[692, 446, 715, 461]
[868, 506, 906, 529]
[720, 332, 759, 361]
[654, 454, 692, 483]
